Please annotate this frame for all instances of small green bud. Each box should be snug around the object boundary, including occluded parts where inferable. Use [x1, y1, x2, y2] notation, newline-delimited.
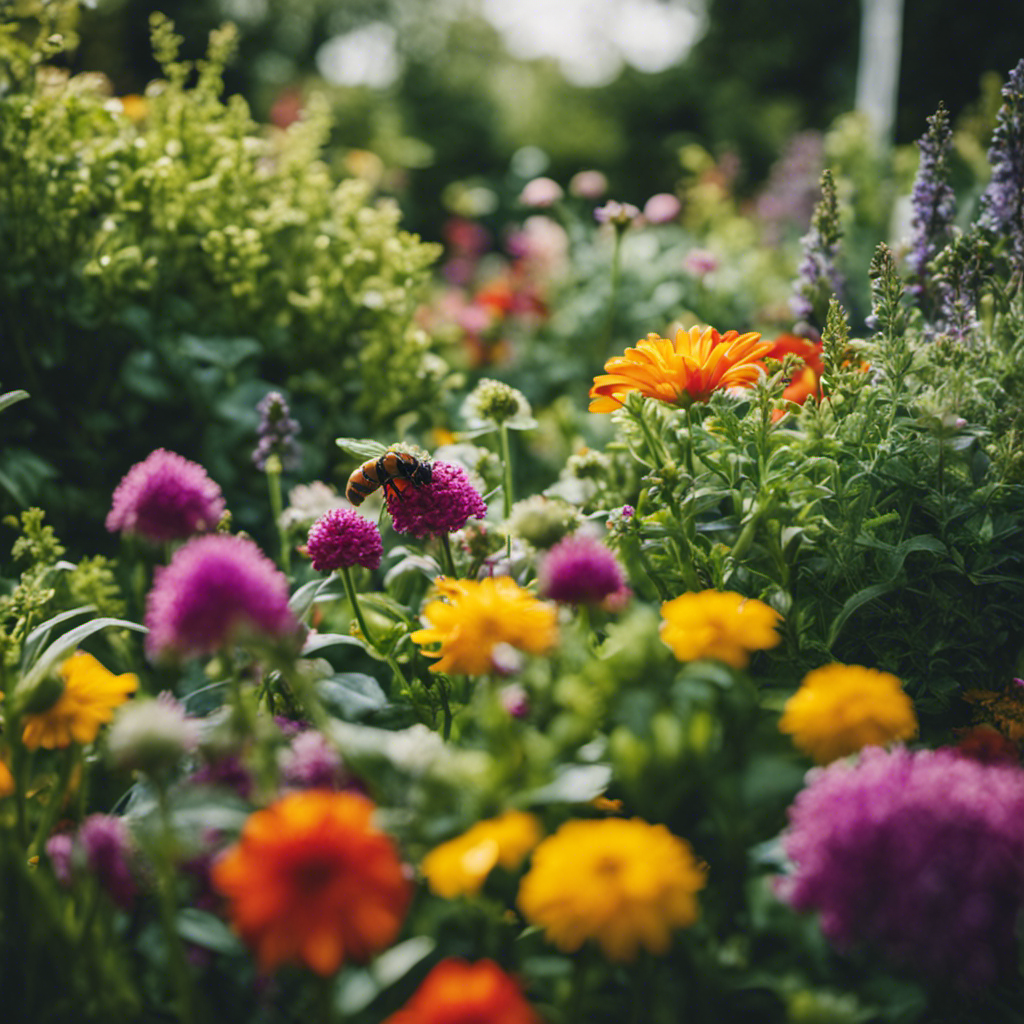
[506, 495, 581, 549]
[462, 378, 533, 429]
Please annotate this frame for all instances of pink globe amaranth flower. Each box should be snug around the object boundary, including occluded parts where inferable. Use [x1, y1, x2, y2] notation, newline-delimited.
[45, 833, 74, 886]
[106, 448, 226, 543]
[779, 746, 1024, 987]
[519, 176, 563, 207]
[643, 192, 682, 224]
[385, 460, 486, 539]
[78, 814, 136, 909]
[307, 508, 383, 572]
[569, 169, 608, 199]
[537, 533, 626, 606]
[144, 534, 298, 660]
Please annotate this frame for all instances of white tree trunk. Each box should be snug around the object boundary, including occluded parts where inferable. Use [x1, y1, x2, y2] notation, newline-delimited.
[855, 0, 904, 149]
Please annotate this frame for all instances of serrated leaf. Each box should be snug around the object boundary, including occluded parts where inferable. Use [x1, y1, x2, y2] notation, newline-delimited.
[336, 437, 388, 461]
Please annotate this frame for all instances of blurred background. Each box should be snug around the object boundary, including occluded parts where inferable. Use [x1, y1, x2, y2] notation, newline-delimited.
[72, 0, 1024, 240]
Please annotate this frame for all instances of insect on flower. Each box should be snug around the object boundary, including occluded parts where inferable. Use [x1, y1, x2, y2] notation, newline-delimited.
[345, 451, 433, 507]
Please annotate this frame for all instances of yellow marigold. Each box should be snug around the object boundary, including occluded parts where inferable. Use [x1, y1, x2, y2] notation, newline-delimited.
[410, 576, 557, 675]
[779, 663, 918, 764]
[21, 652, 139, 750]
[0, 760, 14, 799]
[660, 590, 781, 669]
[517, 817, 706, 962]
[422, 810, 542, 898]
[588, 326, 774, 412]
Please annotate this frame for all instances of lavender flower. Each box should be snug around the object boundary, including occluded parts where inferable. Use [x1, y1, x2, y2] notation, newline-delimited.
[980, 59, 1024, 274]
[385, 460, 486, 538]
[144, 534, 298, 659]
[45, 833, 74, 886]
[931, 228, 990, 344]
[537, 533, 626, 606]
[908, 103, 956, 316]
[594, 201, 640, 228]
[78, 814, 137, 908]
[252, 392, 301, 472]
[791, 169, 845, 329]
[280, 730, 348, 790]
[755, 131, 825, 246]
[307, 508, 383, 572]
[779, 747, 1024, 987]
[106, 449, 225, 543]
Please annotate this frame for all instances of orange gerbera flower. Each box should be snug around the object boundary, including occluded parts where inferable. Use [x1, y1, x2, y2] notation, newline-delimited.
[381, 959, 543, 1024]
[761, 333, 824, 420]
[211, 791, 411, 976]
[588, 326, 774, 412]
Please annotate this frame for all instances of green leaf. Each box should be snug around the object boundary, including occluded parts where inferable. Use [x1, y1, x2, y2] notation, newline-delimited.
[288, 576, 344, 621]
[826, 583, 895, 648]
[336, 437, 388, 461]
[522, 764, 612, 805]
[176, 908, 244, 955]
[316, 673, 389, 720]
[302, 632, 364, 656]
[0, 389, 29, 414]
[335, 937, 436, 1015]
[20, 606, 96, 672]
[18, 617, 147, 692]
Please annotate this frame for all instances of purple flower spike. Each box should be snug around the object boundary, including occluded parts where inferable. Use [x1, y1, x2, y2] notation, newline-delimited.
[144, 534, 297, 660]
[385, 460, 486, 539]
[980, 59, 1024, 273]
[537, 533, 626, 606]
[78, 814, 137, 909]
[46, 833, 74, 886]
[106, 449, 225, 543]
[253, 392, 302, 472]
[307, 508, 383, 572]
[779, 747, 1024, 987]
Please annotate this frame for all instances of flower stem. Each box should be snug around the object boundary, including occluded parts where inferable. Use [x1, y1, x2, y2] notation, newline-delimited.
[437, 676, 454, 741]
[629, 402, 669, 468]
[339, 566, 409, 694]
[439, 534, 459, 579]
[27, 748, 76, 860]
[266, 463, 290, 574]
[498, 423, 514, 519]
[602, 228, 623, 358]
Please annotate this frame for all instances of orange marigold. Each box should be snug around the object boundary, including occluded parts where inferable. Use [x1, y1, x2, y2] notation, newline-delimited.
[381, 959, 542, 1024]
[588, 326, 774, 412]
[211, 790, 411, 976]
[21, 651, 139, 750]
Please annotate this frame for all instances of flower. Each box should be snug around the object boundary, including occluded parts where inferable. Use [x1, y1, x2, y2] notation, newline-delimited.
[422, 811, 542, 898]
[537, 534, 626, 606]
[461, 378, 533, 429]
[569, 169, 608, 198]
[78, 814, 137, 908]
[779, 747, 1024, 986]
[506, 495, 581, 550]
[278, 481, 348, 535]
[761, 333, 824, 416]
[144, 534, 298, 660]
[21, 651, 139, 750]
[107, 692, 200, 773]
[279, 730, 349, 790]
[106, 448, 225, 543]
[211, 790, 411, 975]
[252, 391, 302, 472]
[46, 833, 74, 885]
[660, 590, 782, 669]
[307, 508, 383, 572]
[594, 200, 640, 227]
[386, 461, 487, 539]
[0, 760, 14, 799]
[778, 664, 918, 764]
[980, 59, 1024, 273]
[519, 177, 563, 207]
[381, 959, 543, 1024]
[682, 248, 719, 277]
[411, 577, 558, 675]
[589, 326, 774, 412]
[642, 192, 682, 224]
[791, 169, 845, 328]
[517, 817, 706, 961]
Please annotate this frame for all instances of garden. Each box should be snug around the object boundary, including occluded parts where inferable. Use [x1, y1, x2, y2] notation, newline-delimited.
[1, 0, 1024, 1021]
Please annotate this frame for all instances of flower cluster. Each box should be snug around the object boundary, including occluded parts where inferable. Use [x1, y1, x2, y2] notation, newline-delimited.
[537, 533, 626, 606]
[307, 508, 383, 572]
[660, 590, 781, 668]
[252, 391, 302, 472]
[386, 461, 487, 538]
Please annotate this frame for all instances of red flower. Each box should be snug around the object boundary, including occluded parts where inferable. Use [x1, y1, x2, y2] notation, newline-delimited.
[762, 333, 824, 419]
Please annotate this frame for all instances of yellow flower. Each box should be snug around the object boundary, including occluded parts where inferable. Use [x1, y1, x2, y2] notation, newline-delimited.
[422, 810, 542, 898]
[410, 577, 558, 675]
[589, 326, 774, 412]
[660, 590, 781, 668]
[779, 663, 918, 763]
[21, 652, 139, 750]
[0, 760, 14, 799]
[517, 817, 706, 962]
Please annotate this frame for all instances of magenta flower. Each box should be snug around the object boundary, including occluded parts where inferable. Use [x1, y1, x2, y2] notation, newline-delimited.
[144, 534, 298, 659]
[78, 814, 137, 908]
[779, 746, 1024, 987]
[537, 533, 626, 606]
[385, 460, 486, 538]
[107, 449, 226, 543]
[307, 508, 383, 572]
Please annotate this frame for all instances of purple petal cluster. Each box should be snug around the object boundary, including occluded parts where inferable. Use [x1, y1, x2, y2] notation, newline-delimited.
[755, 130, 825, 246]
[537, 533, 626, 606]
[790, 170, 845, 329]
[78, 814, 137, 909]
[779, 746, 1024, 987]
[385, 460, 486, 538]
[307, 508, 383, 572]
[980, 59, 1024, 273]
[280, 730, 348, 790]
[106, 449, 225, 543]
[144, 534, 297, 659]
[252, 392, 302, 472]
[908, 104, 956, 312]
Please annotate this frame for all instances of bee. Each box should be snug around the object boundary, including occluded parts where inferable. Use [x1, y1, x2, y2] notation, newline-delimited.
[345, 451, 433, 506]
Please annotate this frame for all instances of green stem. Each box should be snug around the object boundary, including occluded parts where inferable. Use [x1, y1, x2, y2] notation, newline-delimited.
[498, 423, 514, 519]
[339, 567, 409, 694]
[27, 748, 76, 860]
[437, 676, 453, 742]
[602, 228, 623, 359]
[629, 402, 669, 468]
[438, 534, 459, 579]
[266, 465, 290, 574]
